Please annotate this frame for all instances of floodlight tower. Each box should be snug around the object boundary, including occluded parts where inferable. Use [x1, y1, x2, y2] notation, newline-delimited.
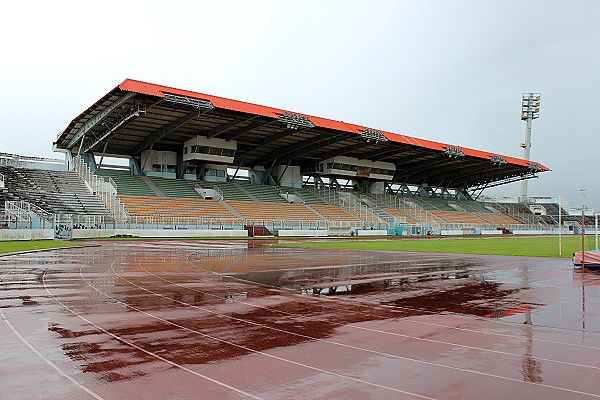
[519, 92, 541, 202]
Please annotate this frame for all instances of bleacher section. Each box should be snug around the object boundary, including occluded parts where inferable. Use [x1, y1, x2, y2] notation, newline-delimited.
[147, 177, 201, 199]
[228, 200, 325, 222]
[0, 166, 546, 231]
[201, 182, 254, 202]
[475, 212, 523, 225]
[310, 204, 361, 223]
[118, 195, 237, 220]
[383, 208, 416, 224]
[238, 183, 288, 203]
[428, 210, 487, 225]
[286, 187, 329, 205]
[1, 166, 110, 215]
[98, 172, 156, 197]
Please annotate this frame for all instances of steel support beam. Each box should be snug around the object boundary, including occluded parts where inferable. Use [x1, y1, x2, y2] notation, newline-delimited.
[82, 105, 146, 154]
[426, 163, 522, 187]
[363, 146, 405, 161]
[223, 119, 275, 141]
[206, 116, 258, 139]
[132, 108, 211, 155]
[239, 127, 309, 158]
[261, 133, 348, 165]
[66, 92, 137, 149]
[315, 140, 365, 160]
[398, 156, 467, 178]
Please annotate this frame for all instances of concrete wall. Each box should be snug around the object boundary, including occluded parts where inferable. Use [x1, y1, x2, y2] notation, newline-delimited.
[440, 229, 464, 236]
[72, 229, 248, 239]
[481, 230, 503, 235]
[356, 230, 388, 236]
[511, 229, 559, 235]
[278, 230, 329, 237]
[0, 229, 54, 241]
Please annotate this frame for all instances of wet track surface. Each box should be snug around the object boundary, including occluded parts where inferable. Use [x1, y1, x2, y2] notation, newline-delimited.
[1, 239, 600, 399]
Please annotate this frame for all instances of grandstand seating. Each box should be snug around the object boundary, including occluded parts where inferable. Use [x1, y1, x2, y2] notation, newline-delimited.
[0, 163, 552, 230]
[474, 212, 523, 225]
[454, 200, 492, 213]
[200, 181, 254, 202]
[98, 172, 157, 197]
[429, 210, 489, 225]
[228, 200, 325, 222]
[237, 182, 288, 203]
[285, 187, 329, 205]
[383, 208, 416, 224]
[309, 204, 361, 223]
[118, 195, 237, 220]
[0, 166, 110, 215]
[147, 177, 202, 199]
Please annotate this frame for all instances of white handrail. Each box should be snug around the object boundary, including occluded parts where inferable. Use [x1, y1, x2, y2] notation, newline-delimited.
[71, 156, 129, 222]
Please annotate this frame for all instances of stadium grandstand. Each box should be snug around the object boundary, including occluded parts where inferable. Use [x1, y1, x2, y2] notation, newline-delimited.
[2, 78, 587, 241]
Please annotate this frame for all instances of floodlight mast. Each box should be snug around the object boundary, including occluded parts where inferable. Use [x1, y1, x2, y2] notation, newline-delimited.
[519, 93, 541, 202]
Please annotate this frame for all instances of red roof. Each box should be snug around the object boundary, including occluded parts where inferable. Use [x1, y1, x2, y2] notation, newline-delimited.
[118, 79, 550, 171]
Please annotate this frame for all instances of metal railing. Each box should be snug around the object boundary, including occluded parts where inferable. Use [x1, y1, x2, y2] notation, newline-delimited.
[71, 156, 129, 222]
[7, 200, 53, 221]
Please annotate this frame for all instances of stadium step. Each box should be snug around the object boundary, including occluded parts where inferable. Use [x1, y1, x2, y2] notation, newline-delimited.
[142, 176, 166, 196]
[244, 225, 273, 237]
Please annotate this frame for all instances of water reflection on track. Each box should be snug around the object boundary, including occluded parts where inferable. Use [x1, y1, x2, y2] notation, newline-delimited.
[1, 239, 600, 400]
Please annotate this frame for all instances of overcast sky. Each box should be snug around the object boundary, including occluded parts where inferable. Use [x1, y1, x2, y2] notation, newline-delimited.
[1, 0, 599, 211]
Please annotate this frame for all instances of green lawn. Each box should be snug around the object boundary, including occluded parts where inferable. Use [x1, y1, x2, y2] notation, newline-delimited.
[0, 240, 84, 254]
[280, 236, 596, 258]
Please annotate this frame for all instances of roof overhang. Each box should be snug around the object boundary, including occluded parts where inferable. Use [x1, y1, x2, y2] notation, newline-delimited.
[54, 79, 550, 190]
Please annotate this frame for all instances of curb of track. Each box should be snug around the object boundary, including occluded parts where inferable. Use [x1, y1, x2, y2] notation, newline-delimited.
[0, 243, 101, 257]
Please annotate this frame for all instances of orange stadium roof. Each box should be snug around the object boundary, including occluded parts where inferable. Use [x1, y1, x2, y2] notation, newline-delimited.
[55, 79, 550, 191]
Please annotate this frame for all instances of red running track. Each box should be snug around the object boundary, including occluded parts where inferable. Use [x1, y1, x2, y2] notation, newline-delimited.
[1, 239, 600, 399]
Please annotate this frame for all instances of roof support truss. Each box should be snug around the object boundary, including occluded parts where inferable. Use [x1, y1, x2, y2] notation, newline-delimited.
[206, 116, 258, 139]
[260, 133, 349, 165]
[66, 92, 137, 149]
[223, 119, 275, 141]
[132, 106, 213, 155]
[82, 103, 146, 153]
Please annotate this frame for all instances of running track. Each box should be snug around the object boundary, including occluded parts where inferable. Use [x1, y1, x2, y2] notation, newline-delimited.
[1, 240, 600, 399]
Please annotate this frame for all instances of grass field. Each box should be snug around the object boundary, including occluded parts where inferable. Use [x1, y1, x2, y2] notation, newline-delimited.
[0, 240, 84, 254]
[280, 236, 596, 258]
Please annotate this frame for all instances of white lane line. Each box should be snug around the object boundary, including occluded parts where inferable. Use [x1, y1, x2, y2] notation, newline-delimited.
[166, 253, 600, 351]
[191, 254, 600, 347]
[0, 310, 105, 400]
[41, 267, 264, 400]
[136, 260, 600, 371]
[77, 261, 438, 399]
[104, 261, 600, 398]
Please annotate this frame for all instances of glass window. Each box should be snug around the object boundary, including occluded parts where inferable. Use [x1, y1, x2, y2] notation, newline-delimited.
[152, 164, 162, 172]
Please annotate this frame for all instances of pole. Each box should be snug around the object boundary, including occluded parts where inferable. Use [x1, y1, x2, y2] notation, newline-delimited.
[581, 209, 585, 269]
[558, 197, 562, 256]
[595, 213, 598, 250]
[520, 118, 533, 202]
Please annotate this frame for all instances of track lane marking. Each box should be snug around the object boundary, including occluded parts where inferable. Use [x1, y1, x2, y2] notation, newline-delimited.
[41, 267, 265, 400]
[135, 259, 600, 371]
[77, 260, 437, 400]
[98, 259, 600, 398]
[186, 251, 600, 346]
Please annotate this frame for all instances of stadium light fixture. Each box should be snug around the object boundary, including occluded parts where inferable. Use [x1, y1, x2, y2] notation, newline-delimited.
[163, 94, 215, 111]
[490, 155, 507, 165]
[519, 92, 541, 202]
[277, 112, 315, 130]
[444, 146, 465, 158]
[361, 129, 388, 144]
